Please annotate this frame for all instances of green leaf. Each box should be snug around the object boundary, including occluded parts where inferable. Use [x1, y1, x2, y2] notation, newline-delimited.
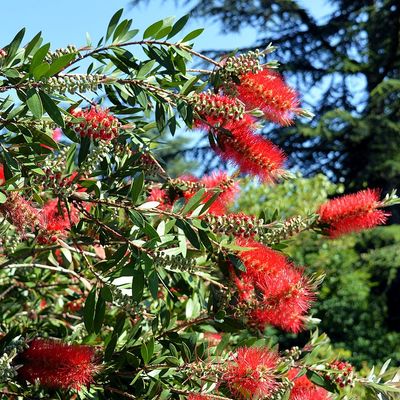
[143, 20, 164, 39]
[175, 220, 200, 249]
[200, 191, 220, 214]
[26, 89, 43, 119]
[32, 63, 50, 80]
[167, 15, 190, 39]
[3, 69, 20, 78]
[39, 91, 64, 127]
[113, 19, 132, 42]
[83, 289, 96, 334]
[32, 128, 59, 150]
[5, 28, 25, 61]
[0, 192, 7, 204]
[104, 312, 125, 361]
[29, 43, 50, 74]
[148, 271, 159, 300]
[46, 53, 76, 76]
[93, 296, 106, 333]
[130, 172, 144, 203]
[136, 60, 156, 79]
[154, 26, 173, 40]
[306, 371, 338, 393]
[181, 28, 204, 43]
[228, 254, 246, 272]
[181, 188, 206, 215]
[24, 32, 43, 59]
[132, 268, 145, 302]
[106, 9, 124, 41]
[141, 342, 149, 364]
[180, 75, 199, 96]
[78, 136, 91, 165]
[155, 102, 166, 133]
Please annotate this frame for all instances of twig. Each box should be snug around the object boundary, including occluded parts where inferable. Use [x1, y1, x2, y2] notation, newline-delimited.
[71, 40, 222, 68]
[1, 263, 92, 290]
[104, 386, 137, 399]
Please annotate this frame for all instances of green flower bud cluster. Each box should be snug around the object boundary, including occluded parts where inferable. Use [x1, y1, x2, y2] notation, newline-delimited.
[190, 90, 245, 121]
[45, 44, 78, 63]
[79, 140, 114, 176]
[0, 229, 20, 257]
[41, 74, 104, 94]
[34, 147, 77, 195]
[204, 213, 264, 238]
[259, 215, 316, 245]
[283, 346, 302, 363]
[153, 252, 196, 272]
[221, 50, 263, 78]
[0, 336, 26, 383]
[269, 378, 294, 400]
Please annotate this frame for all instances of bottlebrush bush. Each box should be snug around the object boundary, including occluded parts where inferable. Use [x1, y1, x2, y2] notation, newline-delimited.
[0, 9, 399, 400]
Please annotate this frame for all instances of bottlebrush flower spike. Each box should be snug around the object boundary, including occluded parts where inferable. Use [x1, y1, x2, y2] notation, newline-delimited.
[251, 266, 315, 333]
[0, 164, 5, 185]
[182, 171, 240, 215]
[68, 107, 120, 140]
[288, 369, 331, 400]
[147, 188, 174, 211]
[37, 199, 81, 243]
[223, 346, 280, 399]
[196, 113, 286, 182]
[202, 332, 223, 346]
[234, 238, 315, 333]
[0, 192, 40, 234]
[236, 69, 300, 126]
[317, 188, 389, 238]
[18, 339, 98, 390]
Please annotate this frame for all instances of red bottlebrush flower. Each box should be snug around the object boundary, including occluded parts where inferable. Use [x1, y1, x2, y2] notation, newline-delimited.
[235, 238, 292, 283]
[0, 192, 40, 234]
[223, 346, 279, 399]
[234, 238, 315, 333]
[0, 164, 5, 186]
[288, 369, 331, 400]
[37, 199, 82, 243]
[18, 339, 98, 390]
[183, 171, 239, 215]
[251, 266, 315, 333]
[317, 188, 389, 238]
[147, 188, 174, 211]
[197, 114, 286, 183]
[236, 69, 300, 126]
[40, 199, 80, 233]
[68, 107, 120, 140]
[203, 332, 223, 346]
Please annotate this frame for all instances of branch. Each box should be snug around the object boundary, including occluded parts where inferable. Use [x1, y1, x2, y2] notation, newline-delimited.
[1, 263, 92, 290]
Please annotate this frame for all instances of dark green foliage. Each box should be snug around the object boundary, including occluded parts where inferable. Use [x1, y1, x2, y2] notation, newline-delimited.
[236, 175, 400, 366]
[132, 0, 400, 201]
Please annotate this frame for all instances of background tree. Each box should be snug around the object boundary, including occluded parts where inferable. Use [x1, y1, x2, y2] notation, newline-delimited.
[1, 7, 400, 400]
[131, 0, 400, 336]
[235, 174, 400, 366]
[131, 0, 400, 199]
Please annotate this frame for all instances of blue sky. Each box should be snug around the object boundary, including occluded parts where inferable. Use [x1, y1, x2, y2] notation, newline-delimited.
[0, 1, 333, 53]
